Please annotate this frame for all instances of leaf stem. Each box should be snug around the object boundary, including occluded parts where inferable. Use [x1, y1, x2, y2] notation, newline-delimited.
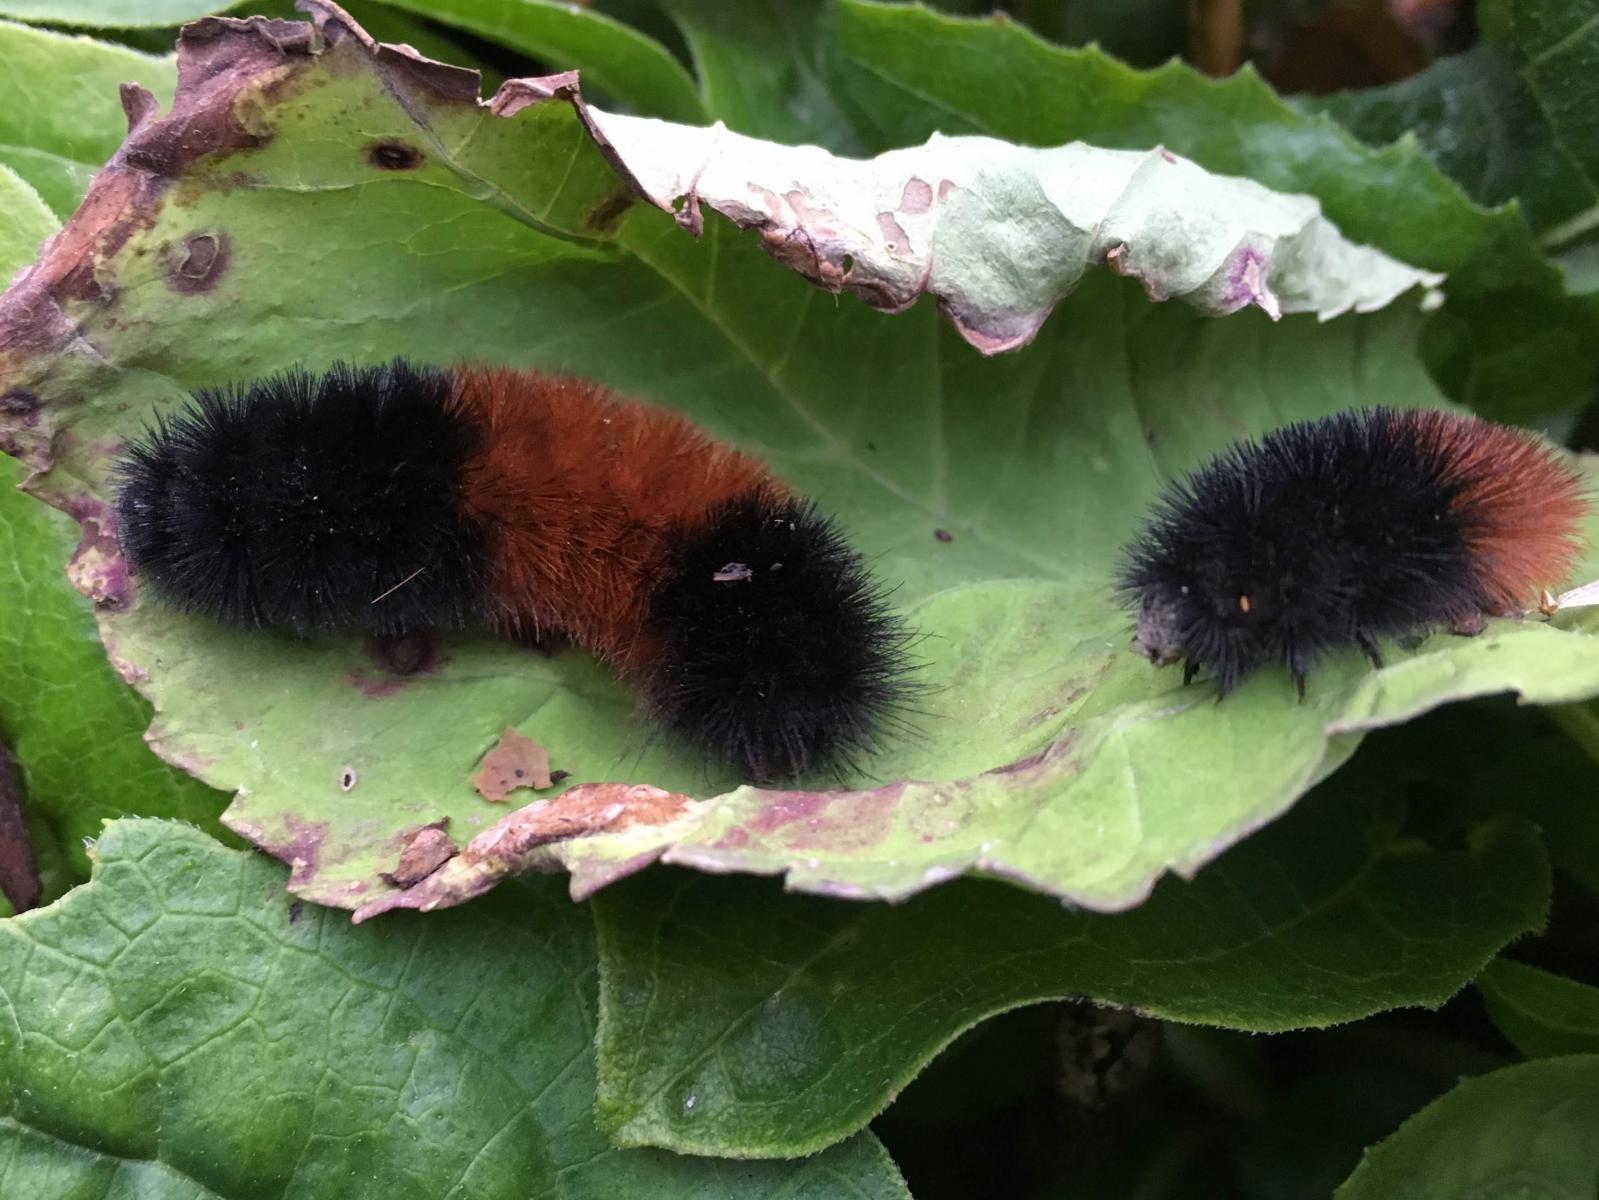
[1540, 203, 1599, 252]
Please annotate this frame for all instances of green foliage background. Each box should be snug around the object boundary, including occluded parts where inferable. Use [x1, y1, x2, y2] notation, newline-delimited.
[1, 1, 1597, 1197]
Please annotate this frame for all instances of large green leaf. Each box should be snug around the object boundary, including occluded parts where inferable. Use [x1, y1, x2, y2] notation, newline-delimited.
[0, 818, 909, 1197]
[1479, 959, 1599, 1059]
[0, 20, 175, 217]
[3, 6, 1599, 920]
[591, 751, 1550, 1156]
[1334, 1055, 1599, 1199]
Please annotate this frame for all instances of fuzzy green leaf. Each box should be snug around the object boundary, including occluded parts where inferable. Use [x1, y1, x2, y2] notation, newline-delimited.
[0, 818, 910, 1198]
[3, 6, 1599, 921]
[0, 163, 56, 278]
[1479, 959, 1599, 1060]
[0, 20, 175, 216]
[1335, 1055, 1599, 1199]
[0, 0, 228, 27]
[592, 754, 1551, 1156]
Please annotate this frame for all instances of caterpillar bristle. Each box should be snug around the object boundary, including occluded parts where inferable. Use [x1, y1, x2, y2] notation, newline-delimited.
[114, 360, 486, 637]
[643, 487, 917, 782]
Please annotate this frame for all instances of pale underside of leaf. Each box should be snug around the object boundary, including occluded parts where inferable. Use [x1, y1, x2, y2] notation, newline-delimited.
[571, 110, 1446, 353]
[0, 2, 1594, 923]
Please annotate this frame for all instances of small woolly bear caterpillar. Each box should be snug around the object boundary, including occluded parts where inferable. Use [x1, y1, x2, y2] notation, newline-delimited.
[1117, 407, 1588, 697]
[113, 360, 916, 783]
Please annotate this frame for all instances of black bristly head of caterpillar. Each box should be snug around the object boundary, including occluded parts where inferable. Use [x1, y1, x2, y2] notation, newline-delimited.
[642, 487, 916, 782]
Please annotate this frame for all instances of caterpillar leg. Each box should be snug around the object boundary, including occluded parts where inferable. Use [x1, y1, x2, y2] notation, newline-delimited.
[1356, 631, 1384, 670]
[1451, 611, 1489, 637]
[1288, 653, 1309, 702]
[1182, 659, 1200, 687]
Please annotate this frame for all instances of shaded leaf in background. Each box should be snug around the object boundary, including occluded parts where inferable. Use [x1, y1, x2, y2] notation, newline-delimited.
[0, 0, 230, 27]
[1512, 0, 1599, 242]
[379, 0, 708, 122]
[591, 747, 1550, 1157]
[0, 20, 175, 217]
[0, 819, 911, 1198]
[656, 0, 869, 153]
[1382, 698, 1599, 896]
[5, 5, 1599, 923]
[1334, 1054, 1599, 1198]
[1479, 958, 1599, 1059]
[0, 740, 39, 915]
[824, 0, 1599, 424]
[1307, 45, 1598, 236]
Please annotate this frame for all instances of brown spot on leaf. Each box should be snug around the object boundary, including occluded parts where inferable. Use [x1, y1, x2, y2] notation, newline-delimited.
[877, 211, 910, 256]
[120, 82, 162, 135]
[900, 177, 934, 213]
[990, 729, 1079, 778]
[0, 391, 39, 423]
[122, 17, 309, 176]
[934, 528, 953, 543]
[164, 232, 230, 294]
[381, 821, 457, 888]
[711, 827, 751, 850]
[486, 69, 582, 119]
[0, 740, 41, 914]
[367, 139, 422, 170]
[747, 785, 902, 853]
[466, 782, 692, 863]
[586, 187, 636, 232]
[58, 258, 108, 304]
[64, 495, 132, 610]
[306, 1, 482, 101]
[281, 814, 328, 889]
[472, 728, 553, 802]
